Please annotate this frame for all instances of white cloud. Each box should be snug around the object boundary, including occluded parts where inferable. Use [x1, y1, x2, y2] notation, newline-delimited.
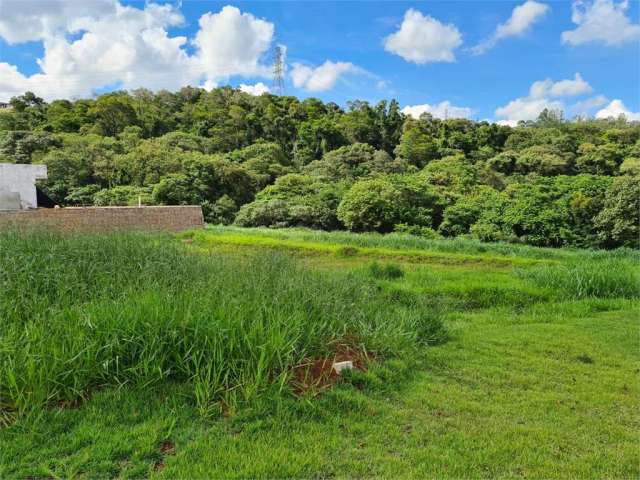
[193, 6, 274, 85]
[529, 73, 592, 98]
[402, 101, 474, 119]
[570, 94, 608, 115]
[0, 0, 117, 44]
[201, 79, 218, 92]
[0, 2, 277, 101]
[471, 1, 549, 54]
[495, 73, 593, 122]
[496, 119, 521, 127]
[562, 0, 640, 46]
[239, 82, 270, 95]
[596, 99, 640, 120]
[290, 61, 362, 92]
[383, 9, 462, 63]
[495, 96, 564, 123]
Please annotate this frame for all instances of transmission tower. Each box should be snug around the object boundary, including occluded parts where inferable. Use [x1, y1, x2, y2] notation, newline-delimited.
[272, 45, 285, 96]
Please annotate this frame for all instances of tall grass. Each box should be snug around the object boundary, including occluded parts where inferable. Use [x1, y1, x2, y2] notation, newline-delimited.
[0, 231, 443, 421]
[205, 226, 627, 261]
[520, 257, 640, 299]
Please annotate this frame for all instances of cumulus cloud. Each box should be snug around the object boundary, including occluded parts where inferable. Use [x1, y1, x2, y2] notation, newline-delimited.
[596, 99, 640, 120]
[495, 97, 564, 123]
[383, 9, 462, 63]
[562, 0, 640, 46]
[570, 94, 609, 115]
[290, 61, 362, 92]
[496, 119, 521, 127]
[0, 2, 276, 101]
[0, 0, 117, 44]
[402, 101, 474, 119]
[193, 6, 274, 84]
[495, 73, 593, 123]
[471, 1, 549, 54]
[239, 82, 270, 95]
[529, 73, 592, 98]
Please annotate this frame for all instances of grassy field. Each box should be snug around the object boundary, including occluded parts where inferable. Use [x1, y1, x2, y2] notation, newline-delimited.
[1, 227, 638, 478]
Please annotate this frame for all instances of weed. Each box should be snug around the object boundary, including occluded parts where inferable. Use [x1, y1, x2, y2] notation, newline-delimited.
[368, 261, 405, 280]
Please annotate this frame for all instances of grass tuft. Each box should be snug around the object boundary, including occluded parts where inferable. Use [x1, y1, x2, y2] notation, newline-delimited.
[367, 262, 405, 280]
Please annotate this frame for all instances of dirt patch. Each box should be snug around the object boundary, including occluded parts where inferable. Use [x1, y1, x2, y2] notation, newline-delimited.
[154, 440, 176, 471]
[291, 345, 372, 395]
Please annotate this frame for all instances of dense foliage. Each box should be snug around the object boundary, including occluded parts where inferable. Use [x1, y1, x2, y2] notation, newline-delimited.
[1, 88, 638, 248]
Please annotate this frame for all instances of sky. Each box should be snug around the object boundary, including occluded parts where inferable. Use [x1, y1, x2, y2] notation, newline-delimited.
[0, 0, 638, 124]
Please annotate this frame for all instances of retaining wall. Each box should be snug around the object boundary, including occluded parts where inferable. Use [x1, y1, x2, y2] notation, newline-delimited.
[0, 206, 204, 233]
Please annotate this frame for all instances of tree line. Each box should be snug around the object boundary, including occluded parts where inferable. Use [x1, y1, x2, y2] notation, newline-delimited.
[1, 88, 638, 249]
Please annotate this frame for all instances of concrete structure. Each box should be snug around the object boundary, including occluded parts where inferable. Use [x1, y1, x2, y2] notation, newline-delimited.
[0, 163, 47, 210]
[0, 205, 204, 233]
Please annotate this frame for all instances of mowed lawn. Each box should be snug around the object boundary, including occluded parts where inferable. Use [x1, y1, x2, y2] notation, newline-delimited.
[1, 227, 638, 479]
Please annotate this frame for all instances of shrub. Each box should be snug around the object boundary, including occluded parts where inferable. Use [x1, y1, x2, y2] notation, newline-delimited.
[204, 194, 238, 225]
[394, 223, 442, 239]
[65, 184, 102, 205]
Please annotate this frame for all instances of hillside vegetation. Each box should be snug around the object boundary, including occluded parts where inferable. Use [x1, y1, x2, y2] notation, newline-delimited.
[1, 228, 638, 477]
[1, 89, 639, 249]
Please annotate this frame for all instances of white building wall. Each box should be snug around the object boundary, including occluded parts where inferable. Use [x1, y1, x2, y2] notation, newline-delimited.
[0, 163, 48, 210]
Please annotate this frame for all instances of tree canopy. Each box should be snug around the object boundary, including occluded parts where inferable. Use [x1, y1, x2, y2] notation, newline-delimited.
[1, 90, 638, 249]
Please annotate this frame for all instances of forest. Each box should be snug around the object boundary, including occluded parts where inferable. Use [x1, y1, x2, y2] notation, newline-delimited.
[1, 88, 638, 249]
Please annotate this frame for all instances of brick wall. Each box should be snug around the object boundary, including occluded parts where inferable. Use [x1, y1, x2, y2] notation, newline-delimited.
[0, 206, 204, 233]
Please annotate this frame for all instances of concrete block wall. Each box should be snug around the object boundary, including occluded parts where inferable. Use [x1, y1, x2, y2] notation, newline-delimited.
[0, 206, 204, 233]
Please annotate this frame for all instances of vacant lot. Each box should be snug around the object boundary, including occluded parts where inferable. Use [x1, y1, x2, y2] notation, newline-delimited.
[1, 227, 638, 478]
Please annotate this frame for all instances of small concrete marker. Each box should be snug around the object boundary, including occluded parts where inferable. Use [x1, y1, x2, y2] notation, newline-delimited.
[332, 360, 354, 375]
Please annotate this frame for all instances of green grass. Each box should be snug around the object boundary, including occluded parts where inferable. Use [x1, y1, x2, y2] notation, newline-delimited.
[367, 261, 405, 280]
[189, 227, 555, 267]
[1, 227, 638, 478]
[0, 231, 443, 422]
[201, 225, 640, 262]
[520, 258, 640, 299]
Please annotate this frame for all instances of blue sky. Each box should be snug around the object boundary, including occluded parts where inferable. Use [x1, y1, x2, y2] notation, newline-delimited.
[0, 0, 638, 123]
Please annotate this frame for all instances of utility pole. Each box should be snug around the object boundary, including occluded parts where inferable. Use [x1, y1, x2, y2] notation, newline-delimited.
[272, 45, 285, 96]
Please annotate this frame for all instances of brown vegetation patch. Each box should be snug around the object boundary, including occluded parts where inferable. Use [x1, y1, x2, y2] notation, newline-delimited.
[290, 345, 372, 395]
[154, 440, 176, 471]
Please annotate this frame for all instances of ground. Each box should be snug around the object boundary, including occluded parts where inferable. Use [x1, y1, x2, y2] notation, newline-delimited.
[1, 227, 638, 479]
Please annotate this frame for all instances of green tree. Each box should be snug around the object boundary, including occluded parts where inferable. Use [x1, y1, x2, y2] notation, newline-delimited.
[515, 145, 572, 175]
[89, 94, 138, 137]
[418, 154, 477, 204]
[235, 174, 345, 229]
[439, 186, 501, 237]
[576, 143, 625, 175]
[595, 176, 640, 248]
[395, 118, 439, 167]
[337, 176, 442, 233]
